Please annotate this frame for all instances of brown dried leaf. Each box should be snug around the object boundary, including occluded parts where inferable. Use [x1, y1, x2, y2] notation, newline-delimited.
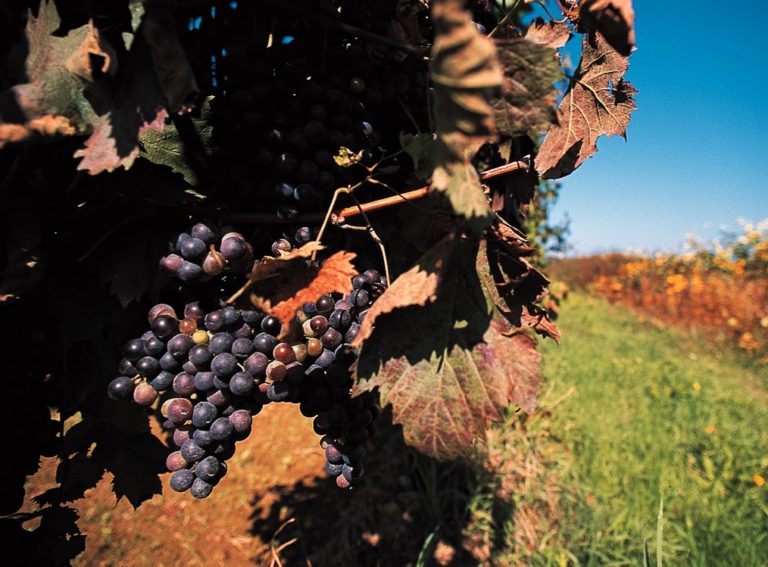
[579, 0, 635, 57]
[249, 250, 357, 328]
[0, 114, 76, 147]
[430, 0, 502, 232]
[535, 33, 637, 179]
[356, 236, 543, 459]
[524, 18, 571, 50]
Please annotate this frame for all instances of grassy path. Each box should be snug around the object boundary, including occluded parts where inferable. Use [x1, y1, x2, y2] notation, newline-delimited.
[537, 293, 768, 565]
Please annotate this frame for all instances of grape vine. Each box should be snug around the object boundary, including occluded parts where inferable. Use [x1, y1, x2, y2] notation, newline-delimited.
[0, 0, 636, 562]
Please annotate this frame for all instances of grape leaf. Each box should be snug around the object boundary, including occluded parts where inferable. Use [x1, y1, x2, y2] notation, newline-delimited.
[352, 236, 448, 347]
[430, 0, 502, 233]
[524, 17, 571, 51]
[139, 97, 214, 185]
[579, 0, 635, 57]
[491, 36, 563, 138]
[356, 235, 543, 459]
[107, 433, 168, 509]
[535, 32, 637, 179]
[246, 245, 357, 329]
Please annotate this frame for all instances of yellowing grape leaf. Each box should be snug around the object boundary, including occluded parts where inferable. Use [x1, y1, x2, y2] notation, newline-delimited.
[535, 32, 637, 179]
[430, 0, 502, 233]
[525, 17, 571, 51]
[356, 236, 543, 459]
[579, 0, 635, 57]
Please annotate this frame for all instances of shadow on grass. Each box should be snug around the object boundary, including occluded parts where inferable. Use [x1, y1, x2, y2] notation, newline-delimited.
[248, 409, 517, 566]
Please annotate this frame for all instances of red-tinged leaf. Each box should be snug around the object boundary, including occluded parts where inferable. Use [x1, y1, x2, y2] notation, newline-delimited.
[492, 36, 563, 138]
[245, 244, 357, 329]
[430, 0, 503, 233]
[352, 236, 451, 348]
[356, 236, 543, 459]
[525, 17, 571, 50]
[535, 32, 637, 179]
[65, 22, 117, 81]
[579, 0, 635, 57]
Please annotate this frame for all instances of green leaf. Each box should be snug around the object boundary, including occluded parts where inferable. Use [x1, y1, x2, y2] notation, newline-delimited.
[357, 234, 543, 459]
[139, 97, 214, 186]
[431, 147, 493, 234]
[400, 131, 438, 180]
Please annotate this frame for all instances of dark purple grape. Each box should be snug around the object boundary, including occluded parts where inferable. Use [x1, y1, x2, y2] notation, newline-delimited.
[168, 334, 194, 360]
[211, 353, 238, 377]
[192, 428, 214, 448]
[159, 351, 181, 373]
[145, 336, 165, 357]
[352, 274, 369, 289]
[136, 356, 160, 378]
[232, 323, 255, 339]
[309, 315, 329, 336]
[210, 417, 234, 441]
[212, 374, 230, 390]
[191, 478, 214, 499]
[229, 372, 254, 396]
[244, 352, 268, 377]
[175, 232, 191, 251]
[349, 288, 370, 309]
[203, 250, 226, 275]
[275, 152, 299, 174]
[165, 398, 193, 424]
[173, 372, 196, 397]
[205, 311, 226, 332]
[220, 306, 242, 328]
[194, 371, 215, 391]
[189, 344, 212, 366]
[184, 302, 205, 323]
[192, 401, 218, 428]
[180, 237, 206, 260]
[152, 315, 179, 340]
[325, 443, 343, 464]
[321, 328, 343, 350]
[231, 338, 254, 358]
[329, 309, 352, 330]
[123, 339, 146, 362]
[363, 269, 381, 283]
[334, 344, 357, 366]
[180, 439, 206, 463]
[170, 469, 194, 492]
[195, 456, 220, 482]
[314, 349, 336, 369]
[209, 332, 234, 355]
[166, 451, 188, 472]
[182, 360, 199, 374]
[229, 409, 252, 434]
[254, 332, 278, 354]
[241, 310, 263, 325]
[344, 323, 361, 343]
[118, 358, 138, 376]
[108, 376, 135, 400]
[191, 223, 217, 245]
[315, 295, 335, 314]
[150, 370, 174, 391]
[341, 462, 363, 483]
[304, 120, 327, 144]
[295, 227, 313, 245]
[178, 261, 203, 282]
[260, 316, 281, 336]
[220, 236, 247, 261]
[334, 299, 353, 312]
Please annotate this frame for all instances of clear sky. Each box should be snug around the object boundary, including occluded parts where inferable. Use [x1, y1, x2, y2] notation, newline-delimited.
[535, 1, 768, 255]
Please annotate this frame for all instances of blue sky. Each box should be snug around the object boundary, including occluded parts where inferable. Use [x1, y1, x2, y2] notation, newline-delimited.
[535, 1, 768, 254]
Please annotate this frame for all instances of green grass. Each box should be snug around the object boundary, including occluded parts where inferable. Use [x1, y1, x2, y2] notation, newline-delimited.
[533, 293, 768, 565]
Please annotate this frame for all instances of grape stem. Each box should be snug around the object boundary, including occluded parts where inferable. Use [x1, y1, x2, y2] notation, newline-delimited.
[332, 158, 531, 222]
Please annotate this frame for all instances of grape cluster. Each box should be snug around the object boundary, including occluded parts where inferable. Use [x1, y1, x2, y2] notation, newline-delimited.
[108, 269, 387, 496]
[159, 223, 255, 283]
[214, 54, 383, 217]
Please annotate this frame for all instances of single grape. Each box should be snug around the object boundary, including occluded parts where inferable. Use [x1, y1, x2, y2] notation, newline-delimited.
[179, 318, 197, 335]
[133, 382, 157, 407]
[192, 428, 214, 448]
[344, 323, 361, 343]
[329, 309, 352, 330]
[118, 358, 138, 376]
[320, 328, 343, 350]
[210, 417, 234, 441]
[152, 315, 179, 340]
[229, 372, 254, 396]
[194, 371, 215, 391]
[211, 353, 238, 377]
[220, 236, 247, 261]
[243, 352, 268, 377]
[136, 356, 160, 378]
[314, 349, 336, 369]
[266, 360, 287, 382]
[271, 238, 292, 256]
[190, 223, 217, 245]
[260, 316, 281, 336]
[231, 337, 254, 358]
[220, 306, 242, 328]
[204, 310, 226, 332]
[325, 443, 343, 464]
[189, 344, 212, 366]
[172, 372, 196, 397]
[178, 261, 203, 282]
[273, 343, 296, 364]
[195, 456, 220, 483]
[180, 439, 206, 463]
[209, 332, 235, 355]
[306, 338, 324, 357]
[165, 397, 194, 424]
[309, 315, 329, 335]
[107, 376, 135, 401]
[159, 351, 181, 372]
[254, 332, 278, 354]
[170, 469, 195, 492]
[123, 339, 146, 362]
[160, 253, 184, 274]
[190, 478, 214, 499]
[180, 237, 206, 260]
[192, 329, 209, 345]
[229, 409, 252, 434]
[267, 382, 292, 403]
[150, 370, 174, 391]
[184, 302, 205, 322]
[192, 401, 218, 428]
[295, 227, 313, 245]
[166, 451, 188, 472]
[206, 388, 231, 408]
